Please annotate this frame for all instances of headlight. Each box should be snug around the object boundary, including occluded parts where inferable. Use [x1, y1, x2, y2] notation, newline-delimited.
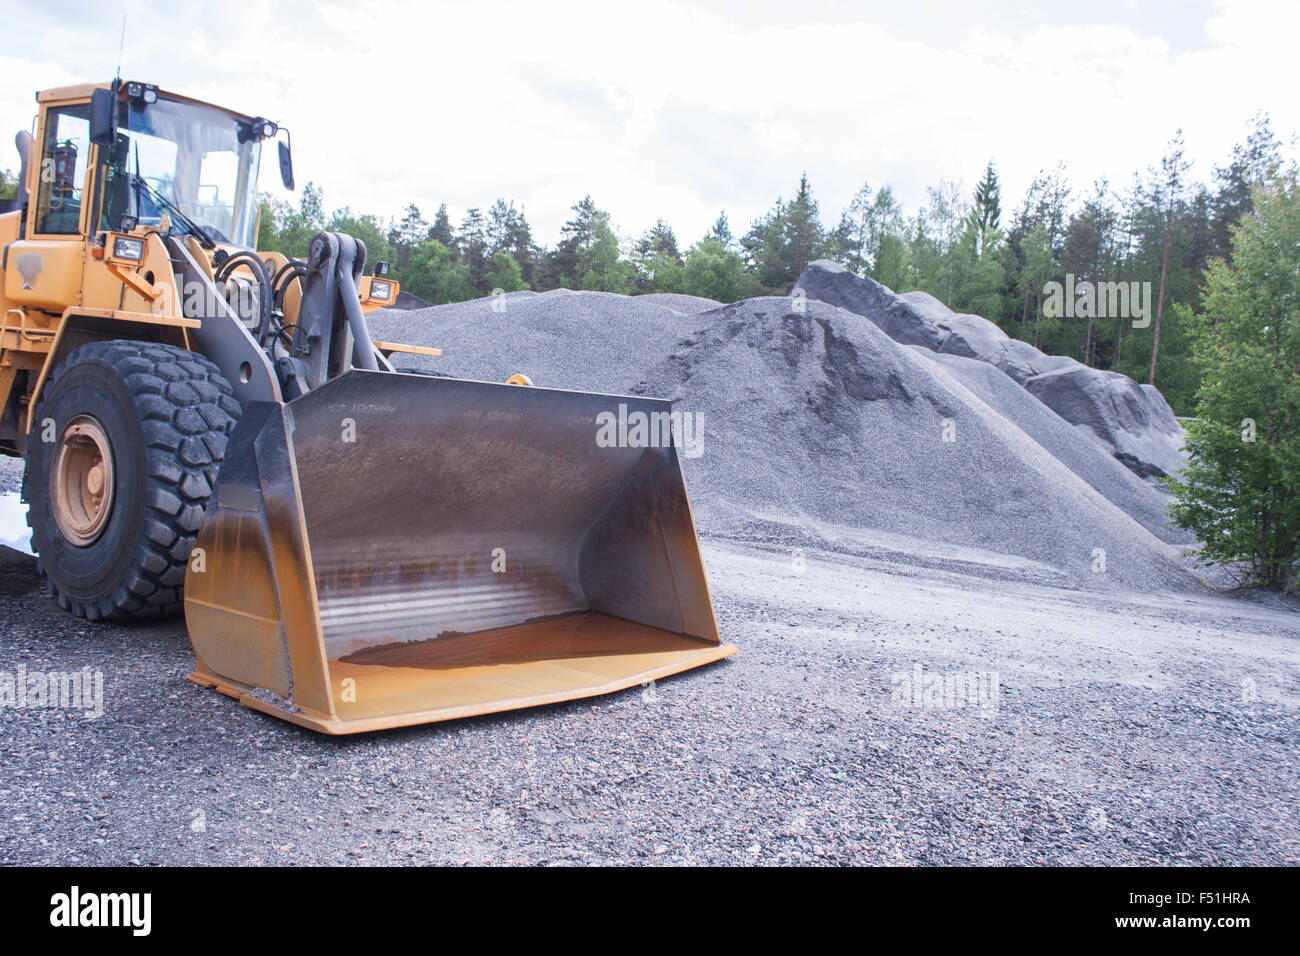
[112, 237, 144, 261]
[370, 280, 392, 301]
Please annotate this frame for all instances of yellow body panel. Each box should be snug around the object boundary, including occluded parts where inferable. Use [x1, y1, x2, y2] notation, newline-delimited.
[4, 239, 84, 312]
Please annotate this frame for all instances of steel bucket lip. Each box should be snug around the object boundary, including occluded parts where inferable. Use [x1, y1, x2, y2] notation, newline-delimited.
[192, 635, 737, 735]
[288, 367, 679, 409]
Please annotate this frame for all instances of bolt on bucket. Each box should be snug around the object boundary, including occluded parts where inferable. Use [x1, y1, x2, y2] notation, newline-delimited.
[184, 370, 734, 733]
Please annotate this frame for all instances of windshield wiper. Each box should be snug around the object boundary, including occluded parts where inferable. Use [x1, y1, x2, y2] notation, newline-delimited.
[130, 174, 216, 250]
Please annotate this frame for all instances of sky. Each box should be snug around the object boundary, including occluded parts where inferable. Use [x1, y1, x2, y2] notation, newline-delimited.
[0, 0, 1294, 247]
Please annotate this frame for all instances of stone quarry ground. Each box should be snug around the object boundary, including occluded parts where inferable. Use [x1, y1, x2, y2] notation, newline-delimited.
[1, 531, 1296, 866]
[1, 282, 1296, 866]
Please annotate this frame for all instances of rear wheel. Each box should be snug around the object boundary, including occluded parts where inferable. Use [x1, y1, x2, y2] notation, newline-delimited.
[23, 341, 241, 619]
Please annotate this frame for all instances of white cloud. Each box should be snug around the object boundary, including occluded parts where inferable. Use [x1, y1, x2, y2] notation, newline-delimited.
[0, 0, 1294, 246]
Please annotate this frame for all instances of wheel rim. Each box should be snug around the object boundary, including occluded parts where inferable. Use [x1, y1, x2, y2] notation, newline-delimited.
[50, 414, 115, 547]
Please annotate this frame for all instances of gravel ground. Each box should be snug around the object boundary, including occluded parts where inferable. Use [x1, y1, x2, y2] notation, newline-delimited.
[1, 535, 1295, 866]
[0, 456, 20, 494]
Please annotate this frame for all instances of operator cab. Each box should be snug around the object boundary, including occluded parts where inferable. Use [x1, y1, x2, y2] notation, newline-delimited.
[12, 80, 291, 250]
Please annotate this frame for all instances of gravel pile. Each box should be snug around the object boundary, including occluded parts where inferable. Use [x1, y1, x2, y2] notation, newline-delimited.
[631, 297, 1190, 591]
[370, 286, 1193, 592]
[794, 260, 1187, 479]
[1024, 364, 1186, 479]
[369, 289, 697, 394]
[635, 293, 724, 315]
[911, 349, 1192, 544]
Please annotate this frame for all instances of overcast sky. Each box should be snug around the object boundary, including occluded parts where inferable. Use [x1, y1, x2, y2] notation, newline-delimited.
[0, 0, 1294, 245]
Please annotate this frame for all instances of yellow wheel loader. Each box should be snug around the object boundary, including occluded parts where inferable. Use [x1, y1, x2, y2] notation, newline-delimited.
[0, 80, 733, 733]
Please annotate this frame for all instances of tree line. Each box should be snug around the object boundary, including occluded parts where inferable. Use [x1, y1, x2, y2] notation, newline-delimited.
[254, 116, 1283, 417]
[0, 116, 1283, 419]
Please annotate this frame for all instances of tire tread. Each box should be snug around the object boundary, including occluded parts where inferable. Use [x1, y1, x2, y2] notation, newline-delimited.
[24, 341, 240, 620]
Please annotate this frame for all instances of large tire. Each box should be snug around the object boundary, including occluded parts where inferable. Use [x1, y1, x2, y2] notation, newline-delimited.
[23, 341, 241, 620]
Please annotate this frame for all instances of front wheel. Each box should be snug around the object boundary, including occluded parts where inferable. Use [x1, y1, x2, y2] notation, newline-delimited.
[23, 341, 241, 619]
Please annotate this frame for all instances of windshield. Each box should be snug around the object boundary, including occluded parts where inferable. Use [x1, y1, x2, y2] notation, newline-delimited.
[95, 95, 262, 248]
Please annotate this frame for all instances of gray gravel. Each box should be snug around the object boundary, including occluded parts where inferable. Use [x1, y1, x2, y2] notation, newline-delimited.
[912, 348, 1192, 545]
[0, 538, 1296, 865]
[633, 296, 1191, 593]
[794, 260, 1187, 480]
[2, 288, 1294, 867]
[0, 456, 21, 495]
[635, 293, 724, 315]
[368, 289, 698, 394]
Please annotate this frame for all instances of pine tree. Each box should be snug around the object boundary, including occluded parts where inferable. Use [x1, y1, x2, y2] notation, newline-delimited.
[387, 202, 428, 271]
[633, 219, 683, 292]
[1147, 132, 1192, 386]
[710, 211, 735, 250]
[429, 204, 454, 246]
[967, 162, 1002, 259]
[1210, 113, 1280, 263]
[783, 172, 827, 281]
[458, 207, 489, 291]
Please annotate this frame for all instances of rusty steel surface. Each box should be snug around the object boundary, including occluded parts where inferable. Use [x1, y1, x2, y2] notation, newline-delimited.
[185, 370, 732, 733]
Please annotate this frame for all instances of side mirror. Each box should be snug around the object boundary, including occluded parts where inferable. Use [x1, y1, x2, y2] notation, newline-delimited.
[278, 138, 294, 191]
[89, 87, 120, 147]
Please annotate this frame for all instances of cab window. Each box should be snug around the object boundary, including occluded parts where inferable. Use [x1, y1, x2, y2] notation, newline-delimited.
[33, 104, 90, 234]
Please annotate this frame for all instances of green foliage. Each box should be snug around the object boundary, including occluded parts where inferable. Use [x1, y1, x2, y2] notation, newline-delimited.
[430, 204, 454, 247]
[402, 239, 475, 304]
[710, 211, 734, 249]
[967, 162, 1001, 259]
[950, 222, 1005, 319]
[487, 251, 528, 293]
[633, 220, 684, 292]
[327, 208, 393, 267]
[833, 182, 905, 280]
[386, 203, 429, 273]
[486, 199, 536, 285]
[0, 168, 16, 201]
[740, 199, 789, 294]
[550, 196, 633, 292]
[682, 237, 745, 302]
[741, 174, 829, 295]
[256, 182, 325, 258]
[1168, 168, 1300, 591]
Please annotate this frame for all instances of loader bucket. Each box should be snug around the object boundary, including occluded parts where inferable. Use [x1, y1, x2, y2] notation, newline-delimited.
[183, 371, 733, 734]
